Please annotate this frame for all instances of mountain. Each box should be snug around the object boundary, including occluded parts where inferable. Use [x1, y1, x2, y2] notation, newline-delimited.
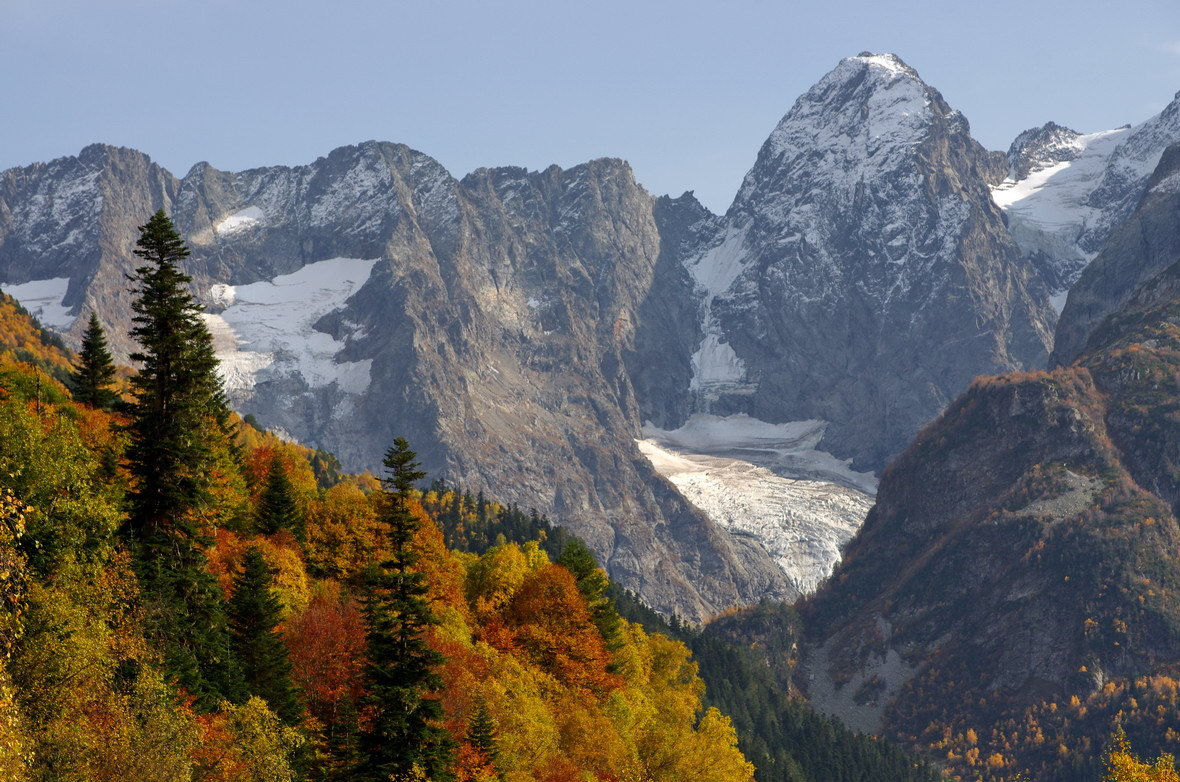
[0, 53, 1080, 618]
[798, 158, 1180, 779]
[0, 142, 796, 621]
[1052, 142, 1180, 365]
[990, 93, 1180, 310]
[666, 53, 1053, 471]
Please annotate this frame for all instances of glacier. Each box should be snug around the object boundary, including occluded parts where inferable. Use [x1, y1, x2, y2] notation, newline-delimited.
[639, 413, 875, 593]
[202, 257, 379, 396]
[0, 277, 76, 330]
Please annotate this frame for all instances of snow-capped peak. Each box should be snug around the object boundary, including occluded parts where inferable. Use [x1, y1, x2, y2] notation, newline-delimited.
[1005, 121, 1087, 180]
[852, 51, 919, 78]
[739, 53, 935, 212]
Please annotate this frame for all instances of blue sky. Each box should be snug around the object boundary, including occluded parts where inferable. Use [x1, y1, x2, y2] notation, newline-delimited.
[3, 0, 1179, 212]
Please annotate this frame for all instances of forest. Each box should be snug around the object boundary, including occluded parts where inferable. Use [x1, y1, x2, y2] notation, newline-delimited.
[0, 210, 1175, 781]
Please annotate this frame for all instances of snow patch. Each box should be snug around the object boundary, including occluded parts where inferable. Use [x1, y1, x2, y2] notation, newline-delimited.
[640, 413, 876, 593]
[203, 257, 379, 396]
[1, 277, 75, 330]
[214, 206, 264, 235]
[685, 226, 755, 399]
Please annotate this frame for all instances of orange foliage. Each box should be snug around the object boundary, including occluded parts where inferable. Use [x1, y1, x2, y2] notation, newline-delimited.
[500, 564, 622, 697]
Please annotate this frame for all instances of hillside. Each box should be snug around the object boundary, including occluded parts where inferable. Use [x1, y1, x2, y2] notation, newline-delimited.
[799, 252, 1180, 781]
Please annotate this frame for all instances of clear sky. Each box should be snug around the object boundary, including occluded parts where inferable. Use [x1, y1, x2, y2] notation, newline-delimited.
[2, 0, 1179, 213]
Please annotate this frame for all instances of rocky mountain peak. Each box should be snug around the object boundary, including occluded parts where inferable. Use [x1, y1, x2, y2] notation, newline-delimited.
[734, 52, 938, 219]
[694, 53, 1051, 469]
[1005, 121, 1085, 180]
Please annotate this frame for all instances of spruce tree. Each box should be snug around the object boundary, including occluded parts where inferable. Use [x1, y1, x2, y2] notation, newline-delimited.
[558, 539, 623, 649]
[256, 458, 305, 541]
[123, 209, 240, 708]
[69, 311, 118, 409]
[466, 701, 500, 776]
[357, 437, 455, 782]
[228, 547, 303, 725]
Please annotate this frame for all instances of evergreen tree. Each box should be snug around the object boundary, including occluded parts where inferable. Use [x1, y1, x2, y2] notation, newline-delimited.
[68, 311, 118, 409]
[123, 209, 241, 708]
[228, 547, 303, 725]
[466, 701, 501, 777]
[257, 458, 305, 541]
[558, 539, 623, 649]
[357, 437, 454, 782]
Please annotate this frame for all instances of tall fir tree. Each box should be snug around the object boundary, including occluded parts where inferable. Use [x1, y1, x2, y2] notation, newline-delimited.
[256, 458, 305, 541]
[466, 701, 501, 778]
[228, 547, 303, 725]
[123, 209, 241, 708]
[68, 311, 118, 409]
[358, 437, 455, 782]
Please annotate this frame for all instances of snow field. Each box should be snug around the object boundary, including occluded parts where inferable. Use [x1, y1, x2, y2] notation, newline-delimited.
[203, 257, 379, 395]
[0, 277, 75, 329]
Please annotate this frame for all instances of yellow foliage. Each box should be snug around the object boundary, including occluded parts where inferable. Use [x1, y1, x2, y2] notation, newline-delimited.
[1104, 731, 1180, 782]
[195, 697, 304, 782]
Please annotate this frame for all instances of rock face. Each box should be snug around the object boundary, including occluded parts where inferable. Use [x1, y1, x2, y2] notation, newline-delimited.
[798, 256, 1180, 779]
[0, 53, 1090, 617]
[678, 53, 1053, 469]
[0, 144, 178, 353]
[1052, 142, 1180, 365]
[0, 141, 795, 620]
[990, 93, 1180, 309]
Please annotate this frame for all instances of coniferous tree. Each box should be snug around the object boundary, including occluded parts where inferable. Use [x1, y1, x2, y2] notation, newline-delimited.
[357, 437, 454, 782]
[257, 458, 305, 541]
[69, 311, 118, 409]
[228, 546, 303, 725]
[466, 701, 501, 777]
[123, 209, 241, 708]
[558, 539, 623, 649]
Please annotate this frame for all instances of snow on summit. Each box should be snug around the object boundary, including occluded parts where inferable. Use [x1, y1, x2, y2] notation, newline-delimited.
[756, 52, 932, 189]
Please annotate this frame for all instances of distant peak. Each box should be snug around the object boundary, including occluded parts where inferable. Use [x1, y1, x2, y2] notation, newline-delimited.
[848, 51, 914, 76]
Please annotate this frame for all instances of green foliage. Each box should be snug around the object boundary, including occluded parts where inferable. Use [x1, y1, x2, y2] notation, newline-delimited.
[618, 595, 944, 782]
[229, 547, 303, 726]
[123, 209, 242, 709]
[358, 438, 455, 781]
[256, 459, 306, 541]
[466, 700, 501, 775]
[0, 398, 121, 576]
[558, 539, 623, 649]
[69, 311, 118, 409]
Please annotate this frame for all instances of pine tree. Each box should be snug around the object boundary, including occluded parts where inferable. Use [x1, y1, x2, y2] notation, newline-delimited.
[466, 701, 501, 777]
[123, 209, 241, 708]
[228, 547, 303, 725]
[69, 311, 118, 409]
[357, 437, 455, 782]
[257, 458, 305, 541]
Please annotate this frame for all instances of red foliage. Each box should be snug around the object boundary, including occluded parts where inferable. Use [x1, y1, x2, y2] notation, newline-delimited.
[283, 582, 367, 733]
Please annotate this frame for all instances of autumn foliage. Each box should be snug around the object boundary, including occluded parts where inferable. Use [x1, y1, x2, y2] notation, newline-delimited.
[0, 316, 754, 782]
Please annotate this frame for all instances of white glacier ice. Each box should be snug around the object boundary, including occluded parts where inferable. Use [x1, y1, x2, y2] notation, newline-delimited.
[202, 257, 379, 395]
[214, 206, 264, 235]
[685, 226, 755, 399]
[640, 413, 876, 593]
[0, 277, 75, 329]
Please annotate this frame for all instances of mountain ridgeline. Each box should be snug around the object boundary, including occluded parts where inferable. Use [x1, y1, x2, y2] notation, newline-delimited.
[3, 53, 1180, 625]
[799, 145, 1180, 780]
